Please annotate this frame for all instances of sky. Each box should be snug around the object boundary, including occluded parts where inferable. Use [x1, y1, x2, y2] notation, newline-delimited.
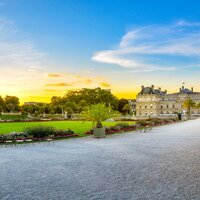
[1, 0, 200, 103]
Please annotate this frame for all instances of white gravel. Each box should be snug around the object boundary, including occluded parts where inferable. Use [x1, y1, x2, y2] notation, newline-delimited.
[0, 119, 200, 200]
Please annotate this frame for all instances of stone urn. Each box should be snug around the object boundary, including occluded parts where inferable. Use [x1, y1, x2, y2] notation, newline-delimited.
[93, 127, 106, 138]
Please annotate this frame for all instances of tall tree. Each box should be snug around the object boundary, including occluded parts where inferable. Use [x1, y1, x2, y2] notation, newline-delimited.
[118, 99, 129, 113]
[4, 96, 20, 112]
[123, 104, 131, 114]
[63, 88, 119, 109]
[182, 98, 196, 116]
[0, 96, 4, 112]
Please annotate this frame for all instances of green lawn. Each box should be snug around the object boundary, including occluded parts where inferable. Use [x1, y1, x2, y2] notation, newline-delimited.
[0, 121, 135, 136]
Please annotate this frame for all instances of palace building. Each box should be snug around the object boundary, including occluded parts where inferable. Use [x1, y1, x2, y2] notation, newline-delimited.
[136, 85, 200, 119]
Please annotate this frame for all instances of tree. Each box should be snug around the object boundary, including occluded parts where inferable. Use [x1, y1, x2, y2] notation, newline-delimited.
[182, 98, 196, 116]
[80, 103, 120, 128]
[123, 104, 131, 114]
[77, 100, 87, 112]
[5, 103, 15, 112]
[63, 88, 119, 109]
[0, 96, 4, 112]
[65, 102, 77, 112]
[65, 107, 73, 118]
[118, 99, 129, 113]
[21, 105, 34, 115]
[4, 96, 20, 112]
[196, 102, 200, 109]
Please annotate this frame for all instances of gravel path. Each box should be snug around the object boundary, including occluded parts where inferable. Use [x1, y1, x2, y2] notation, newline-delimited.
[0, 119, 200, 200]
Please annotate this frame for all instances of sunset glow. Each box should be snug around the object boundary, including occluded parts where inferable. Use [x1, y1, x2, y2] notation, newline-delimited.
[1, 0, 200, 103]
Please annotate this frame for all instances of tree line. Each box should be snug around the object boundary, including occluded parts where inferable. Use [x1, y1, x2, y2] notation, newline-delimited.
[0, 88, 132, 116]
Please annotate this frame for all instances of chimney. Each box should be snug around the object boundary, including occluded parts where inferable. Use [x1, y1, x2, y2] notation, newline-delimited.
[141, 85, 144, 90]
[151, 85, 154, 89]
[158, 87, 161, 91]
[191, 87, 193, 92]
[165, 90, 167, 94]
[182, 85, 184, 90]
[179, 88, 182, 92]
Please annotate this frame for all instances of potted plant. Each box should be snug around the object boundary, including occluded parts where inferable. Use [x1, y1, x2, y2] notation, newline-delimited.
[81, 103, 119, 138]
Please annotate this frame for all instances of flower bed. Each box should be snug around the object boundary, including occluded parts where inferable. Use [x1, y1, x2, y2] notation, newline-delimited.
[84, 119, 179, 135]
[0, 126, 78, 144]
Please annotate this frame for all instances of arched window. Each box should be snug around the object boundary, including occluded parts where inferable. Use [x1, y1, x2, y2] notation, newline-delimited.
[160, 111, 163, 114]
[173, 105, 175, 108]
[166, 111, 169, 114]
[145, 105, 147, 109]
[145, 112, 148, 116]
[191, 110, 194, 114]
[139, 112, 142, 115]
[161, 105, 163, 109]
[150, 104, 153, 109]
[139, 106, 142, 109]
[166, 105, 169, 109]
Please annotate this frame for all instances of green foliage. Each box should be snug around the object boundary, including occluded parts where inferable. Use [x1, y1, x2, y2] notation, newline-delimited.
[182, 98, 196, 115]
[80, 103, 120, 128]
[118, 98, 129, 113]
[63, 87, 119, 110]
[0, 96, 4, 111]
[115, 122, 130, 128]
[0, 121, 135, 136]
[123, 104, 131, 114]
[4, 96, 20, 112]
[24, 126, 56, 138]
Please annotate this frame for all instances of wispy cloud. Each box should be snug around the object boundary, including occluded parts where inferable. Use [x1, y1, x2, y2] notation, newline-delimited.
[0, 17, 45, 69]
[100, 82, 111, 87]
[45, 82, 74, 87]
[92, 20, 200, 72]
[44, 89, 59, 92]
[84, 79, 92, 85]
[46, 73, 62, 78]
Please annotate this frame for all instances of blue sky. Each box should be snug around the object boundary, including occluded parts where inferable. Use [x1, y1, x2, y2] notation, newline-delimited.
[1, 0, 200, 102]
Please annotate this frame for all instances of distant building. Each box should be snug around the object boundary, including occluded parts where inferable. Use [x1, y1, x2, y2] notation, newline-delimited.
[136, 85, 200, 119]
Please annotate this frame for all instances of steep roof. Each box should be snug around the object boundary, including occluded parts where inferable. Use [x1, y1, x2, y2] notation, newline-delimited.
[172, 88, 200, 95]
[139, 87, 165, 95]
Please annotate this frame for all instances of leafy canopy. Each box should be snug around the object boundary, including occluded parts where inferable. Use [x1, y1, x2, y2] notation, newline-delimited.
[80, 103, 120, 128]
[182, 98, 196, 115]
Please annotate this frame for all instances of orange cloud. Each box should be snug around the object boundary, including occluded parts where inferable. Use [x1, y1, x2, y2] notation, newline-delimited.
[100, 82, 111, 87]
[75, 75, 83, 78]
[85, 79, 92, 85]
[47, 73, 62, 78]
[45, 82, 74, 87]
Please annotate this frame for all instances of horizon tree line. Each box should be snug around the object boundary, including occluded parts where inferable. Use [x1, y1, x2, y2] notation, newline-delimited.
[0, 88, 133, 116]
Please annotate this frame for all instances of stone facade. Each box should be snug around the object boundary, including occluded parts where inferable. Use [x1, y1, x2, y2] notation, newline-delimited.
[136, 85, 200, 119]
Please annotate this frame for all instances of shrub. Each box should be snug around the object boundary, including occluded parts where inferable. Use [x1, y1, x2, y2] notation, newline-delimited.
[24, 126, 56, 138]
[54, 129, 74, 137]
[136, 120, 150, 127]
[115, 122, 130, 128]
